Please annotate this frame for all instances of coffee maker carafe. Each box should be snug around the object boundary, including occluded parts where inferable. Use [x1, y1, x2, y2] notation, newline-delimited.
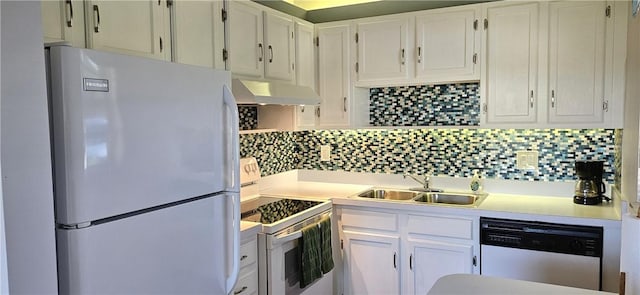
[574, 161, 608, 205]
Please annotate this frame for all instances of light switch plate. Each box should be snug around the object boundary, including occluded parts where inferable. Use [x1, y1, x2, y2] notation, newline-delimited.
[516, 151, 538, 170]
[320, 145, 331, 161]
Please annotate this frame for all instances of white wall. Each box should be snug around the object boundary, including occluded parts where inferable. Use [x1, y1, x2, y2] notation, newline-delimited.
[621, 1, 640, 294]
[1, 1, 58, 294]
[0, 1, 7, 292]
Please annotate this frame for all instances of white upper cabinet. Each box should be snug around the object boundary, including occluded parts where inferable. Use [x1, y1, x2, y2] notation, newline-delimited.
[547, 1, 607, 123]
[263, 11, 295, 81]
[85, 0, 171, 60]
[317, 23, 352, 127]
[171, 0, 225, 69]
[415, 6, 480, 82]
[353, 5, 484, 87]
[42, 0, 86, 47]
[294, 20, 316, 89]
[481, 2, 539, 124]
[356, 17, 412, 83]
[295, 20, 318, 129]
[227, 1, 264, 78]
[227, 1, 295, 82]
[480, 0, 626, 128]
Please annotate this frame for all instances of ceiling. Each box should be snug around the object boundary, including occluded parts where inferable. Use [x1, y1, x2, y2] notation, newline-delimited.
[283, 0, 382, 11]
[254, 0, 496, 23]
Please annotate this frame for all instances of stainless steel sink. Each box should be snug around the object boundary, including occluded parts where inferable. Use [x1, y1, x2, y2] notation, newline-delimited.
[357, 189, 420, 201]
[413, 192, 481, 205]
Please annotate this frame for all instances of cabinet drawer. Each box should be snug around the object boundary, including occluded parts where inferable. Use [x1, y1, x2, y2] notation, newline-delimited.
[407, 214, 473, 240]
[233, 267, 258, 295]
[341, 209, 397, 231]
[240, 239, 257, 269]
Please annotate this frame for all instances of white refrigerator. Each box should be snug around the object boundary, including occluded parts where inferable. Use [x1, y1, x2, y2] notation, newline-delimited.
[47, 46, 240, 294]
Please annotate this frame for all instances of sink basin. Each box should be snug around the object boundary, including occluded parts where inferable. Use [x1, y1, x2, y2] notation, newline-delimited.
[413, 192, 480, 205]
[357, 189, 420, 201]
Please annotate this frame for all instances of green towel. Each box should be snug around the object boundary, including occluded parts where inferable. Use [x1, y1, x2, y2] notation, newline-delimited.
[319, 216, 334, 274]
[300, 222, 322, 288]
[300, 216, 335, 288]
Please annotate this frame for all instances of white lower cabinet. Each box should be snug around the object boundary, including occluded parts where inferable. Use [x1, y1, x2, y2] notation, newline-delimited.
[338, 207, 478, 295]
[406, 239, 474, 294]
[342, 231, 401, 295]
[235, 237, 258, 295]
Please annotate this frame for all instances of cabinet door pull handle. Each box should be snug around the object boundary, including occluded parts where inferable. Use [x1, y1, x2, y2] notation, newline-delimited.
[409, 254, 413, 270]
[393, 252, 397, 269]
[417, 46, 421, 63]
[530, 90, 534, 108]
[551, 90, 556, 108]
[316, 107, 320, 118]
[93, 5, 100, 33]
[258, 43, 263, 62]
[233, 286, 248, 295]
[268, 45, 273, 63]
[400, 48, 405, 65]
[343, 97, 347, 112]
[65, 0, 73, 27]
[240, 255, 248, 261]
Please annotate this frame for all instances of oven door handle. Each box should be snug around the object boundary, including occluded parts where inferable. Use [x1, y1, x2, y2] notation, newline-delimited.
[274, 230, 303, 245]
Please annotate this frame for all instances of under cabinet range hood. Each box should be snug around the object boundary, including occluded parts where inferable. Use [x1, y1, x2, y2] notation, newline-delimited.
[232, 79, 320, 105]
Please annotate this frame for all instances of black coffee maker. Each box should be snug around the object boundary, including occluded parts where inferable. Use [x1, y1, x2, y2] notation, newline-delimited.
[574, 161, 609, 205]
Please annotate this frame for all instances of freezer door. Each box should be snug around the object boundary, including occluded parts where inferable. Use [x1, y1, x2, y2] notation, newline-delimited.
[48, 46, 236, 225]
[57, 193, 239, 294]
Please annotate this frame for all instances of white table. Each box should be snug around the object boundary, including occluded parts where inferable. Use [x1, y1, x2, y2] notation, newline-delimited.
[428, 274, 617, 295]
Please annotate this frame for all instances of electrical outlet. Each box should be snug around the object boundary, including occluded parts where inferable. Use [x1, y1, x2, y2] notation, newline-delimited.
[516, 151, 538, 170]
[320, 145, 331, 161]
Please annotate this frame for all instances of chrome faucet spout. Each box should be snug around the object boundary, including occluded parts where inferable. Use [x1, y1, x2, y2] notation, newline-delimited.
[403, 173, 431, 191]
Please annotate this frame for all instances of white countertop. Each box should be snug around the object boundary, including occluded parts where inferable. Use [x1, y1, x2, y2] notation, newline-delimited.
[240, 221, 261, 243]
[259, 180, 620, 226]
[428, 274, 615, 295]
[260, 181, 371, 200]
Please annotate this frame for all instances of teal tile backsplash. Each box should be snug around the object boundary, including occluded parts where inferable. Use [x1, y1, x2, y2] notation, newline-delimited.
[240, 128, 618, 183]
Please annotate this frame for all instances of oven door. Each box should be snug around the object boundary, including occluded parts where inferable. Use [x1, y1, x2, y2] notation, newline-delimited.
[263, 210, 333, 295]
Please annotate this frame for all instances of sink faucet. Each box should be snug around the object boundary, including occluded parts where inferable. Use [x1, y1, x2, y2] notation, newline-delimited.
[403, 173, 442, 192]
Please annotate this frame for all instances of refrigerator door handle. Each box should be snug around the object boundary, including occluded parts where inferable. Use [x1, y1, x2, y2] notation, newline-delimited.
[223, 85, 240, 193]
[226, 192, 241, 294]
[223, 85, 241, 294]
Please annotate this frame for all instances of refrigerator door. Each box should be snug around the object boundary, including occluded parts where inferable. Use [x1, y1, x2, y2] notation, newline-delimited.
[57, 192, 238, 294]
[48, 46, 232, 225]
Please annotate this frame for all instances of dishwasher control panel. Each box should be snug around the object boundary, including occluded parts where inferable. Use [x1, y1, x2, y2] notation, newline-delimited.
[480, 217, 603, 257]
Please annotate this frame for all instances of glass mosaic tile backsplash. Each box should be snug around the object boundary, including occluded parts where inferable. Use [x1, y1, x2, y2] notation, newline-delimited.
[240, 128, 618, 183]
[239, 106, 258, 130]
[370, 83, 480, 126]
[240, 131, 297, 176]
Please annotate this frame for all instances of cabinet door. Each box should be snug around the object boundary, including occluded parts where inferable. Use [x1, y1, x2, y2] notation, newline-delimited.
[317, 25, 350, 127]
[548, 1, 607, 123]
[227, 1, 264, 78]
[264, 12, 295, 81]
[86, 0, 169, 60]
[343, 231, 401, 295]
[406, 239, 474, 294]
[295, 21, 317, 129]
[171, 0, 224, 69]
[42, 0, 86, 47]
[356, 18, 410, 82]
[415, 6, 479, 81]
[482, 2, 539, 123]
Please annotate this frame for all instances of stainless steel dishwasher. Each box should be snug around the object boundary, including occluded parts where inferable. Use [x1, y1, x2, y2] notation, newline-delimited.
[480, 217, 603, 290]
